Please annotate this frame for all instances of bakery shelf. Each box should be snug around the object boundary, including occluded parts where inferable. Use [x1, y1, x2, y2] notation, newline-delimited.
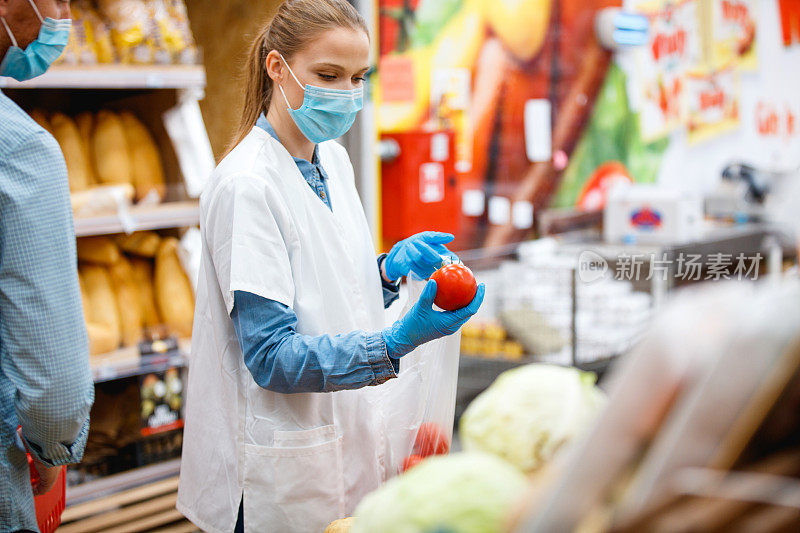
[91, 340, 190, 383]
[0, 65, 206, 90]
[74, 200, 200, 237]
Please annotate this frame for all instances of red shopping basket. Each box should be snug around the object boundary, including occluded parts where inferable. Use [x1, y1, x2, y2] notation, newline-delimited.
[27, 453, 66, 533]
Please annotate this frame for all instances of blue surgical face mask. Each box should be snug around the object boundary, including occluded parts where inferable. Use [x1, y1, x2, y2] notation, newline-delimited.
[278, 53, 363, 144]
[0, 0, 71, 81]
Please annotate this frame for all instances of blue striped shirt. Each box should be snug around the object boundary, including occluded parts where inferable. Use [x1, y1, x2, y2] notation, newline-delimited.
[0, 90, 94, 531]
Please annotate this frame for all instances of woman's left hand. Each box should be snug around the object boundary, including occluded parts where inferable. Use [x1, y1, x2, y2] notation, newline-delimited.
[384, 231, 459, 282]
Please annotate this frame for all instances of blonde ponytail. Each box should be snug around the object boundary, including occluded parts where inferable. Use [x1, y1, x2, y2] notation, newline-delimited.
[225, 0, 368, 156]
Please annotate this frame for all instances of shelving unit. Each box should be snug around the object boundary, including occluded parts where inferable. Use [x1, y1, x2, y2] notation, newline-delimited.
[74, 201, 200, 237]
[0, 65, 206, 90]
[4, 47, 211, 521]
[91, 340, 190, 384]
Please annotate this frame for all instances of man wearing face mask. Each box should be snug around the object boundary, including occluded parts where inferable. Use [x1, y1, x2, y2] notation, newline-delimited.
[0, 1, 94, 531]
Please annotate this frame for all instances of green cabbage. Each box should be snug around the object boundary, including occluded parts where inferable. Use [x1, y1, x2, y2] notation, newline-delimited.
[352, 452, 527, 533]
[460, 364, 606, 473]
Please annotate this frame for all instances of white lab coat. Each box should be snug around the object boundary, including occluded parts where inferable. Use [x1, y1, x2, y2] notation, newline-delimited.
[177, 127, 424, 533]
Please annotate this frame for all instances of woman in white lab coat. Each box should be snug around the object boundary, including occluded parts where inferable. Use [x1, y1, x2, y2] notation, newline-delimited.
[176, 1, 484, 532]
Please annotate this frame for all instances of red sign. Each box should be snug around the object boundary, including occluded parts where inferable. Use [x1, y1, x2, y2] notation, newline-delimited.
[379, 56, 416, 103]
[700, 87, 725, 111]
[756, 101, 797, 140]
[780, 0, 800, 46]
[721, 1, 750, 24]
[652, 28, 687, 61]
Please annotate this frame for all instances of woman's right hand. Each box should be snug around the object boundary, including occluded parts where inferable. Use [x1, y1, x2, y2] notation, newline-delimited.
[382, 279, 485, 358]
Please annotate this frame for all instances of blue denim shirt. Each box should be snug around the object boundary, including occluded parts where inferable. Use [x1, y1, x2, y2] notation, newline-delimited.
[229, 118, 400, 394]
[0, 90, 95, 532]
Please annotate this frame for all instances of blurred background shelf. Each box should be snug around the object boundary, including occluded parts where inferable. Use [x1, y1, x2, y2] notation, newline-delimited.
[74, 201, 200, 237]
[65, 459, 182, 508]
[90, 340, 190, 383]
[0, 65, 206, 90]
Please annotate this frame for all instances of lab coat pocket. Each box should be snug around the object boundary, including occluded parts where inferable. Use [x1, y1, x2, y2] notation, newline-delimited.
[242, 426, 345, 533]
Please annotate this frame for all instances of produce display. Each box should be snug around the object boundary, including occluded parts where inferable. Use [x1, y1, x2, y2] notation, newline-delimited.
[352, 452, 527, 533]
[459, 364, 606, 473]
[78, 232, 195, 355]
[460, 320, 525, 360]
[31, 109, 167, 207]
[430, 262, 477, 311]
[58, 0, 199, 66]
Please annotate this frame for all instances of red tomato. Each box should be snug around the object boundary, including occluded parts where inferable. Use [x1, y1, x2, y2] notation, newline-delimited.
[576, 161, 633, 212]
[430, 264, 477, 311]
[414, 422, 450, 457]
[401, 454, 424, 473]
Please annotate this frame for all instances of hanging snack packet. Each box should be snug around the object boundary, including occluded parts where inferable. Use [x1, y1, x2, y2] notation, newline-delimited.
[56, 2, 96, 65]
[82, 1, 116, 64]
[165, 0, 199, 64]
[144, 0, 175, 64]
[97, 0, 151, 64]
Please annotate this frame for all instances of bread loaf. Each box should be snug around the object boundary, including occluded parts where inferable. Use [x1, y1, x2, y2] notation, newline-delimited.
[75, 112, 97, 185]
[51, 112, 93, 192]
[130, 256, 161, 329]
[81, 264, 121, 350]
[119, 112, 166, 202]
[86, 322, 120, 356]
[29, 109, 53, 135]
[93, 110, 133, 185]
[154, 238, 194, 338]
[115, 231, 161, 257]
[77, 236, 121, 265]
[108, 255, 144, 346]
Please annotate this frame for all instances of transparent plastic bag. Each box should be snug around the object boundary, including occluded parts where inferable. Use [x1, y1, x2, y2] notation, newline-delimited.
[383, 278, 462, 475]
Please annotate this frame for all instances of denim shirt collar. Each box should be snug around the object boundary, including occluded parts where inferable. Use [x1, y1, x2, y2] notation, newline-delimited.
[256, 114, 322, 169]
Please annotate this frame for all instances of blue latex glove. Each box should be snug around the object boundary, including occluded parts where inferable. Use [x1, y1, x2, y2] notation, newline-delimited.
[385, 231, 458, 281]
[383, 279, 485, 358]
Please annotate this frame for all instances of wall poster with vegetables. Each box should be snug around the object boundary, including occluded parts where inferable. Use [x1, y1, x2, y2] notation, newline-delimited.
[377, 0, 624, 251]
[376, 0, 800, 251]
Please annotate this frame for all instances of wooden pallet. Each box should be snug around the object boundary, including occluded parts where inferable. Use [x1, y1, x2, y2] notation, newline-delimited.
[60, 476, 198, 533]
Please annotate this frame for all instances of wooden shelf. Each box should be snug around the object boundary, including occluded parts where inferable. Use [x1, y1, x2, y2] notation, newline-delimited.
[74, 200, 200, 237]
[0, 65, 206, 90]
[66, 460, 182, 508]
